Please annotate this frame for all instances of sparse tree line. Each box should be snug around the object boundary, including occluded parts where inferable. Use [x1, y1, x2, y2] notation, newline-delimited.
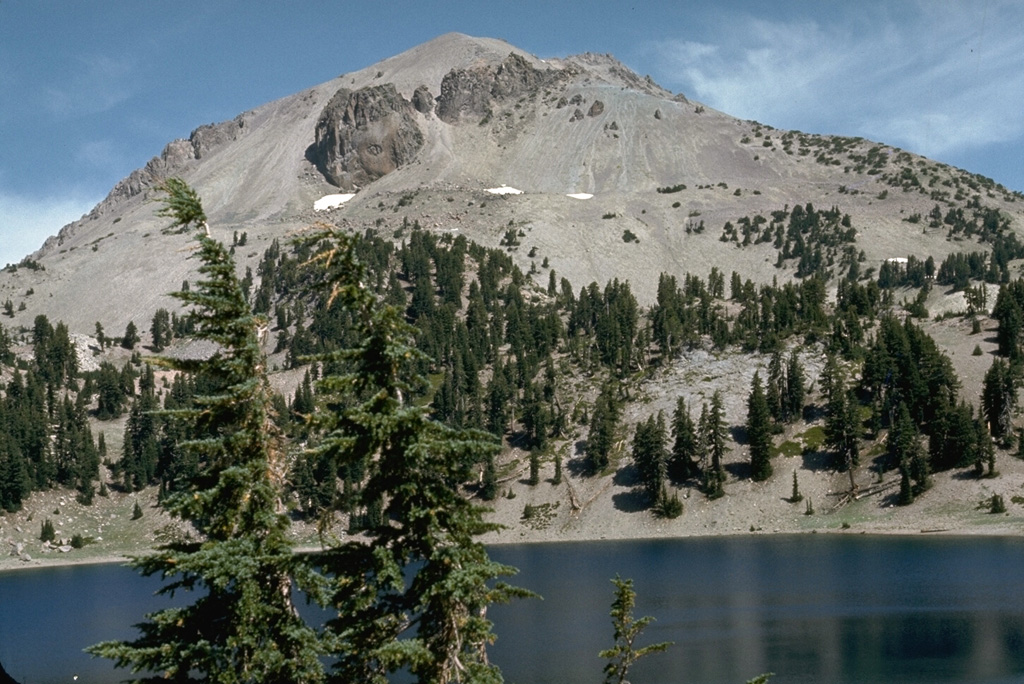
[4, 191, 1024, 520]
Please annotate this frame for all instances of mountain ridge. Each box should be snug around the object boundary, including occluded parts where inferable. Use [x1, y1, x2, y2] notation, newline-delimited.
[2, 33, 1022, 333]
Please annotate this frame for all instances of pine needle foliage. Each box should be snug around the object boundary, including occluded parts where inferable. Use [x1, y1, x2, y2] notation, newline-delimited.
[599, 575, 671, 684]
[154, 177, 208, 233]
[298, 225, 532, 684]
[88, 179, 323, 684]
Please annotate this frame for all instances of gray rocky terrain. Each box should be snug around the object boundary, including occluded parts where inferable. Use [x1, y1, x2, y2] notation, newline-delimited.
[2, 32, 1020, 334]
[2, 34, 1024, 563]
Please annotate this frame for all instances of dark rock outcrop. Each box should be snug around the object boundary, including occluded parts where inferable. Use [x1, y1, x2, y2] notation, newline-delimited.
[313, 84, 424, 190]
[412, 85, 435, 114]
[435, 53, 560, 124]
[587, 100, 605, 117]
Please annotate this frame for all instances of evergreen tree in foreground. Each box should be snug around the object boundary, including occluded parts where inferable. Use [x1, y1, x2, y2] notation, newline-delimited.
[88, 178, 323, 683]
[599, 576, 672, 684]
[300, 226, 532, 684]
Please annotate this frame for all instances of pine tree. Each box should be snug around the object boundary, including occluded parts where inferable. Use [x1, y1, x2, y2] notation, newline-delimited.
[300, 226, 531, 684]
[766, 350, 785, 422]
[669, 396, 699, 480]
[39, 518, 55, 542]
[632, 413, 668, 503]
[747, 372, 773, 481]
[789, 470, 803, 503]
[121, 320, 140, 350]
[150, 308, 172, 352]
[825, 358, 860, 485]
[705, 391, 727, 498]
[599, 576, 672, 684]
[982, 358, 1015, 442]
[89, 178, 323, 684]
[587, 382, 620, 473]
[785, 349, 805, 422]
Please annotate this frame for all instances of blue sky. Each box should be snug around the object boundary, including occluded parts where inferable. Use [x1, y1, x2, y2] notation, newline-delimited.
[2, 0, 1022, 267]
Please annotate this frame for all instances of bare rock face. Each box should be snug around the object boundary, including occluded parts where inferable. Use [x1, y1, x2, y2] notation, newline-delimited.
[314, 84, 424, 190]
[91, 116, 246, 213]
[587, 100, 605, 117]
[435, 52, 559, 124]
[412, 85, 435, 114]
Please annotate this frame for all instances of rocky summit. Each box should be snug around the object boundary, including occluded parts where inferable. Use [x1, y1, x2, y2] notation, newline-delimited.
[1, 32, 1022, 333]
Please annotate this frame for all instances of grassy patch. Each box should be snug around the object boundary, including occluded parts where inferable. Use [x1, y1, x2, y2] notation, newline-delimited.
[800, 426, 826, 451]
[774, 440, 802, 458]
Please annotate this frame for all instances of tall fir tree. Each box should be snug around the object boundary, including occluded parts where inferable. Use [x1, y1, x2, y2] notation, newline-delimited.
[632, 413, 668, 503]
[89, 178, 324, 683]
[300, 226, 531, 684]
[704, 391, 727, 498]
[587, 381, 620, 473]
[669, 396, 699, 480]
[747, 372, 773, 482]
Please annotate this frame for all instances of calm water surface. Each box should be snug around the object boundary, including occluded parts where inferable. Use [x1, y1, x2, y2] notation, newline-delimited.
[2, 535, 1024, 684]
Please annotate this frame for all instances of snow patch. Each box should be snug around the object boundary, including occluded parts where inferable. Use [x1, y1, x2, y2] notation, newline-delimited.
[314, 193, 356, 211]
[485, 185, 523, 195]
[566, 193, 593, 200]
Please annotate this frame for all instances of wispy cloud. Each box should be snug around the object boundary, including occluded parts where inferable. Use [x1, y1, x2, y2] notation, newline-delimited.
[43, 54, 136, 119]
[650, 3, 1024, 160]
[0, 191, 101, 267]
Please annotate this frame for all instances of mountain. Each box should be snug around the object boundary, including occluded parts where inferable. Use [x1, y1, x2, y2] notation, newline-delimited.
[1, 32, 1022, 335]
[5, 34, 1024, 554]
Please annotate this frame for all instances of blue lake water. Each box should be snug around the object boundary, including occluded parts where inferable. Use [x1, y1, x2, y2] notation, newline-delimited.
[2, 535, 1024, 683]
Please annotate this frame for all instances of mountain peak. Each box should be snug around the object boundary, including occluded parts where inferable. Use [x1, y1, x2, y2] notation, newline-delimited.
[2, 34, 1021, 333]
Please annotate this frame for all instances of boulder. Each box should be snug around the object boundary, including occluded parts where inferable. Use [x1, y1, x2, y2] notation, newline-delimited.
[411, 85, 435, 114]
[587, 100, 605, 117]
[313, 84, 424, 190]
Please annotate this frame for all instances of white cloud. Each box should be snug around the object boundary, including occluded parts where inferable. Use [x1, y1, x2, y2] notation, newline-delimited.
[43, 54, 135, 119]
[0, 191, 101, 267]
[651, 3, 1024, 160]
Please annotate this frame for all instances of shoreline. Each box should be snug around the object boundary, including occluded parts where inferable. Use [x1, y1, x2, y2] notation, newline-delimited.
[4, 449, 1024, 573]
[4, 524, 1023, 574]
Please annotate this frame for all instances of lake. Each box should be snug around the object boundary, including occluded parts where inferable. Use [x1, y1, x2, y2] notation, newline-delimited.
[2, 535, 1024, 683]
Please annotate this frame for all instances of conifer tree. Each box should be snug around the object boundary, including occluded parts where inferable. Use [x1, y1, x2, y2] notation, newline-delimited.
[89, 178, 323, 683]
[300, 226, 530, 684]
[669, 396, 699, 480]
[704, 391, 727, 498]
[765, 350, 785, 422]
[599, 576, 671, 684]
[632, 413, 668, 503]
[982, 358, 1015, 442]
[747, 372, 773, 482]
[587, 381, 620, 473]
[121, 320, 140, 350]
[789, 470, 803, 503]
[785, 349, 806, 422]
